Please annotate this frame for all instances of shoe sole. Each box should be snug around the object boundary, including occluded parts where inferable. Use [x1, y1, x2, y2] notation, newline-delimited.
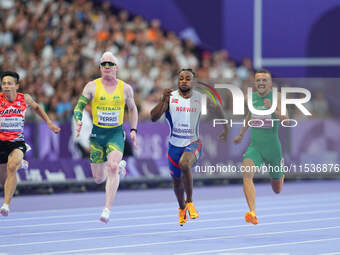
[179, 218, 187, 226]
[99, 217, 109, 224]
[245, 212, 258, 225]
[189, 214, 199, 220]
[0, 210, 9, 217]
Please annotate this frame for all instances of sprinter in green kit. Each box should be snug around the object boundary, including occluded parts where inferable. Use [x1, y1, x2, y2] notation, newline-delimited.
[233, 69, 288, 225]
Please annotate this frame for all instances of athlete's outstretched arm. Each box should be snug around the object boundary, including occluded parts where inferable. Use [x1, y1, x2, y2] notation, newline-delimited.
[73, 82, 93, 122]
[25, 94, 60, 134]
[150, 88, 172, 122]
[125, 84, 138, 149]
[125, 84, 138, 130]
[233, 112, 250, 144]
[73, 82, 94, 137]
[214, 102, 229, 141]
[233, 96, 251, 144]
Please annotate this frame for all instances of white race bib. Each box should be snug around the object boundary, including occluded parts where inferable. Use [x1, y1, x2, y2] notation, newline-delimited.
[97, 111, 119, 126]
[0, 117, 23, 131]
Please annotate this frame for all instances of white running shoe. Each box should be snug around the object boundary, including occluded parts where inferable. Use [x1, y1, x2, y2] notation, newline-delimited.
[99, 208, 110, 223]
[25, 143, 32, 152]
[0, 204, 9, 216]
[20, 143, 31, 170]
[21, 159, 29, 170]
[118, 160, 127, 179]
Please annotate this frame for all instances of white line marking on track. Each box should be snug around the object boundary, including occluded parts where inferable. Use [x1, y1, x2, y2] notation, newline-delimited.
[176, 237, 340, 255]
[2, 200, 340, 229]
[1, 208, 340, 239]
[9, 191, 340, 215]
[2, 194, 339, 222]
[0, 216, 339, 249]
[27, 227, 340, 255]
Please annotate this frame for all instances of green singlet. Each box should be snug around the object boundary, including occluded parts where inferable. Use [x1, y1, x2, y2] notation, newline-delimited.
[243, 91, 284, 179]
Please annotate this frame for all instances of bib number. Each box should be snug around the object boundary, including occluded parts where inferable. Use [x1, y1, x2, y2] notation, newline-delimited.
[98, 111, 119, 126]
[0, 117, 23, 131]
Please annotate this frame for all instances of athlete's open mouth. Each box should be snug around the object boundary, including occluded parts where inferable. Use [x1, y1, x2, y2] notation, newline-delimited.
[258, 85, 265, 89]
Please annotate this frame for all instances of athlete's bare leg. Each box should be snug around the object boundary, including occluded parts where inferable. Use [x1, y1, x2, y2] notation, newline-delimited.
[179, 152, 196, 203]
[4, 149, 23, 205]
[104, 151, 123, 209]
[91, 162, 107, 184]
[271, 175, 285, 194]
[179, 151, 199, 220]
[0, 164, 7, 186]
[242, 158, 259, 224]
[242, 158, 257, 213]
[172, 177, 186, 209]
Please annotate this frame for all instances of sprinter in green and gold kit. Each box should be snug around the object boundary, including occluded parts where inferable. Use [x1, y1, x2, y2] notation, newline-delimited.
[233, 69, 288, 225]
[73, 52, 138, 223]
[90, 77, 125, 162]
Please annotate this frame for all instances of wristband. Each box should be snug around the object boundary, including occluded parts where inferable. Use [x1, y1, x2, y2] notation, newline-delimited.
[130, 128, 137, 134]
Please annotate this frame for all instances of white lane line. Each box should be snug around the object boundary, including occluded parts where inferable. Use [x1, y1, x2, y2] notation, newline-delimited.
[2, 200, 340, 229]
[1, 216, 340, 248]
[1, 208, 340, 239]
[9, 191, 340, 216]
[4, 194, 340, 222]
[320, 252, 340, 255]
[176, 237, 340, 255]
[28, 227, 340, 255]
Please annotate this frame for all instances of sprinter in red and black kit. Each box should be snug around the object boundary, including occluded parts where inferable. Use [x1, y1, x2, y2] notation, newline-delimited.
[0, 71, 60, 216]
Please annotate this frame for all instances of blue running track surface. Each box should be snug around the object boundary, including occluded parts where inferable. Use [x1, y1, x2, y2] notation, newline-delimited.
[1, 180, 340, 255]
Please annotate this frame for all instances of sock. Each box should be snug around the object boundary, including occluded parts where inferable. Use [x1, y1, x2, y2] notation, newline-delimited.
[1, 203, 9, 210]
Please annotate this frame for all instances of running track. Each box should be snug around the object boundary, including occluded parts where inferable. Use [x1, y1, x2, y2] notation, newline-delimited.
[1, 180, 340, 255]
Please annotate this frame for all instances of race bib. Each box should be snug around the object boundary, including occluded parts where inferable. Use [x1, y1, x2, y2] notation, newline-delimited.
[0, 117, 23, 131]
[97, 111, 119, 126]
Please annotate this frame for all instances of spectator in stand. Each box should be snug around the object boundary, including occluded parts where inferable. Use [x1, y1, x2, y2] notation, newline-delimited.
[0, 0, 254, 122]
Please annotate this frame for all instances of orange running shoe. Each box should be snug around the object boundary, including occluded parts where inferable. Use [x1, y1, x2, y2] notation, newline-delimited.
[186, 202, 199, 219]
[245, 211, 258, 225]
[178, 206, 188, 226]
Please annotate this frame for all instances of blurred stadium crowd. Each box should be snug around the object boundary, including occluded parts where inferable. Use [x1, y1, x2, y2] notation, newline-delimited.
[0, 0, 330, 122]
